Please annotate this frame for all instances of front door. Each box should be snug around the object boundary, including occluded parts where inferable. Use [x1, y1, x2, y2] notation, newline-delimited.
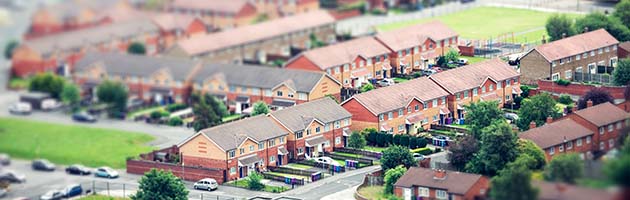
[403, 188, 412, 200]
[239, 167, 244, 178]
[277, 155, 282, 166]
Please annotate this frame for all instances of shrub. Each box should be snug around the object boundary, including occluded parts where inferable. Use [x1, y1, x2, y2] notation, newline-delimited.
[168, 117, 183, 126]
[150, 110, 170, 120]
[166, 103, 187, 112]
[418, 137, 428, 148]
[412, 72, 422, 78]
[411, 147, 432, 155]
[554, 79, 571, 86]
[434, 148, 442, 153]
[247, 172, 265, 191]
[558, 95, 573, 105]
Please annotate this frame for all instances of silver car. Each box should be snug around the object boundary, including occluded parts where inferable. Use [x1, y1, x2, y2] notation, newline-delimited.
[193, 178, 218, 191]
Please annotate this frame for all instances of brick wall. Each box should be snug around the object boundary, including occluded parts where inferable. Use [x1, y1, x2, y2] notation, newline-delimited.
[537, 80, 627, 99]
[126, 159, 226, 184]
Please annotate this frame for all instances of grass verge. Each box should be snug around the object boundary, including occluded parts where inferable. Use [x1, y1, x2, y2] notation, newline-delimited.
[225, 180, 290, 193]
[357, 186, 395, 199]
[78, 195, 130, 200]
[285, 163, 313, 170]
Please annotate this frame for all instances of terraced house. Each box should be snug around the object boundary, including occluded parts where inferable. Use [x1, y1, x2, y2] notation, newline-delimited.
[269, 98, 352, 160]
[394, 167, 490, 200]
[341, 77, 450, 134]
[192, 64, 341, 113]
[519, 29, 619, 84]
[178, 115, 289, 180]
[429, 59, 521, 123]
[168, 0, 258, 30]
[284, 37, 393, 88]
[375, 21, 459, 76]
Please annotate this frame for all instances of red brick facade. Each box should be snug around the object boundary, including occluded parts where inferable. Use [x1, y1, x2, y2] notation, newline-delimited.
[126, 159, 226, 184]
[537, 79, 628, 100]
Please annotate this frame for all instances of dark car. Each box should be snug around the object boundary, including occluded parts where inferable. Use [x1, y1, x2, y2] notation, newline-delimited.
[32, 159, 55, 171]
[0, 153, 10, 165]
[0, 170, 26, 183]
[72, 112, 97, 123]
[62, 184, 83, 198]
[65, 164, 91, 175]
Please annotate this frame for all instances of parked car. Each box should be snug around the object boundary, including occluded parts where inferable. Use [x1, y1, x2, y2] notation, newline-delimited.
[94, 167, 118, 179]
[504, 113, 519, 121]
[65, 164, 91, 175]
[193, 178, 218, 191]
[456, 58, 468, 66]
[61, 184, 82, 198]
[41, 99, 62, 111]
[421, 69, 437, 76]
[314, 156, 339, 166]
[32, 159, 55, 171]
[39, 190, 63, 200]
[72, 112, 97, 123]
[377, 78, 395, 87]
[8, 102, 31, 115]
[0, 153, 10, 165]
[0, 170, 26, 183]
[413, 153, 425, 161]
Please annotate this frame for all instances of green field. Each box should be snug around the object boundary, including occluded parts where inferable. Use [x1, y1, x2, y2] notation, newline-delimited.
[377, 7, 583, 43]
[0, 117, 155, 168]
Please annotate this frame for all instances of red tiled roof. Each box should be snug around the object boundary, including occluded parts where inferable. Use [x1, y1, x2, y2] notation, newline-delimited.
[151, 13, 198, 31]
[395, 167, 484, 195]
[519, 118, 593, 149]
[429, 58, 519, 94]
[574, 102, 630, 127]
[534, 29, 619, 62]
[347, 77, 450, 115]
[534, 181, 615, 200]
[301, 37, 391, 70]
[174, 10, 335, 55]
[170, 0, 251, 14]
[376, 20, 458, 51]
[620, 42, 630, 51]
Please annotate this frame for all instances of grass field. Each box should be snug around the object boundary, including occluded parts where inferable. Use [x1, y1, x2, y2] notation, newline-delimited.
[357, 186, 395, 199]
[377, 7, 583, 43]
[461, 56, 487, 65]
[0, 117, 155, 168]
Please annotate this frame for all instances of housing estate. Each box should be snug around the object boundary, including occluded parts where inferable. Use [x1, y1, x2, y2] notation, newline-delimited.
[519, 29, 619, 84]
[394, 167, 489, 200]
[168, 0, 257, 30]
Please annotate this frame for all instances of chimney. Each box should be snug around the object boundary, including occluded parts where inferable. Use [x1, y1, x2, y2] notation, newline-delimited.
[587, 100, 593, 108]
[433, 169, 447, 180]
[546, 116, 553, 124]
[530, 121, 537, 129]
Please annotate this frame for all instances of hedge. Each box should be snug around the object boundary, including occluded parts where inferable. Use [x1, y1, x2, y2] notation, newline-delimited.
[365, 130, 428, 149]
[411, 147, 432, 155]
[166, 103, 187, 112]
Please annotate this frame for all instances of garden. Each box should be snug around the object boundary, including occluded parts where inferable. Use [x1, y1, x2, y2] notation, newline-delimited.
[224, 173, 290, 193]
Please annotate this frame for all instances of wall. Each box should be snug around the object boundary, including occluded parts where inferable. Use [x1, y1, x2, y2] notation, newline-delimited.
[126, 159, 226, 184]
[537, 80, 627, 99]
[520, 50, 551, 85]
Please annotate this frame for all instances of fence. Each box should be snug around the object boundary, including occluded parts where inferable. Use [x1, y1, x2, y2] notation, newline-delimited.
[268, 166, 322, 182]
[295, 160, 347, 173]
[126, 159, 226, 184]
[323, 152, 374, 166]
[573, 72, 613, 85]
[262, 172, 306, 185]
[537, 79, 627, 99]
[333, 147, 383, 159]
[430, 124, 470, 134]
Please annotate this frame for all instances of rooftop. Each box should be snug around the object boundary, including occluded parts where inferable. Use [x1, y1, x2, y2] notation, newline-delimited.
[534, 29, 619, 62]
[299, 37, 391, 70]
[519, 118, 593, 149]
[270, 98, 352, 132]
[394, 167, 485, 195]
[75, 53, 200, 81]
[573, 102, 630, 127]
[197, 115, 289, 151]
[375, 20, 458, 51]
[429, 58, 519, 94]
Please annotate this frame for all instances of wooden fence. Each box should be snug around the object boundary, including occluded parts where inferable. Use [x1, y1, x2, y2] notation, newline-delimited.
[333, 147, 382, 159]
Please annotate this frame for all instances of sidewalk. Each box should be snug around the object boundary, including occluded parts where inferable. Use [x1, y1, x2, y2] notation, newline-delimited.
[280, 165, 380, 197]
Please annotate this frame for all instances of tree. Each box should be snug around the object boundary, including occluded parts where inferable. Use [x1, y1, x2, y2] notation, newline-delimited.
[360, 82, 375, 93]
[574, 12, 630, 41]
[348, 131, 366, 149]
[545, 14, 576, 41]
[490, 158, 539, 200]
[380, 145, 417, 172]
[444, 48, 460, 63]
[61, 83, 81, 112]
[131, 169, 188, 200]
[29, 73, 65, 99]
[543, 153, 583, 184]
[191, 93, 227, 131]
[605, 137, 630, 187]
[517, 93, 560, 130]
[613, 59, 630, 86]
[127, 42, 146, 55]
[383, 165, 407, 194]
[4, 40, 18, 59]
[577, 88, 614, 109]
[247, 172, 265, 191]
[448, 135, 479, 171]
[464, 101, 504, 139]
[517, 139, 546, 170]
[96, 80, 128, 115]
[251, 101, 270, 116]
[465, 121, 519, 176]
[614, 0, 630, 28]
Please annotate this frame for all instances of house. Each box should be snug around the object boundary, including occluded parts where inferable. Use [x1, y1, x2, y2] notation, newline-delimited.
[177, 115, 289, 180]
[618, 42, 630, 59]
[341, 77, 450, 134]
[249, 0, 320, 19]
[520, 102, 630, 160]
[534, 181, 615, 200]
[191, 63, 341, 113]
[284, 37, 393, 88]
[394, 167, 490, 200]
[429, 59, 521, 122]
[168, 0, 258, 30]
[519, 29, 619, 84]
[166, 10, 336, 64]
[269, 98, 352, 160]
[375, 21, 459, 76]
[150, 13, 208, 49]
[11, 19, 160, 78]
[73, 53, 201, 104]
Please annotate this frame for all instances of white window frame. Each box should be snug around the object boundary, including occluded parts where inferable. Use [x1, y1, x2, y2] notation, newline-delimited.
[608, 124, 614, 132]
[609, 139, 615, 148]
[549, 147, 555, 155]
[567, 141, 573, 149]
[577, 139, 583, 146]
[436, 190, 448, 199]
[418, 187, 429, 197]
[559, 145, 564, 152]
[587, 136, 591, 144]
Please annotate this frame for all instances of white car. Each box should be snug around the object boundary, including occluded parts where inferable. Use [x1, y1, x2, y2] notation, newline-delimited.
[193, 178, 218, 191]
[413, 153, 425, 161]
[40, 190, 64, 200]
[41, 99, 62, 111]
[377, 79, 395, 87]
[8, 102, 31, 115]
[94, 167, 119, 179]
[314, 156, 340, 166]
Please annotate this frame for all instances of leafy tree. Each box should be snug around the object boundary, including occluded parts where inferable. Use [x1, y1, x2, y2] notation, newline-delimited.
[574, 12, 630, 41]
[61, 83, 81, 112]
[557, 94, 573, 105]
[29, 73, 66, 99]
[360, 82, 375, 93]
[380, 145, 417, 172]
[613, 59, 630, 86]
[613, 0, 630, 28]
[517, 93, 560, 130]
[96, 80, 128, 115]
[577, 88, 614, 109]
[127, 42, 146, 55]
[309, 33, 326, 48]
[168, 117, 183, 126]
[383, 165, 407, 194]
[490, 158, 539, 200]
[251, 101, 270, 116]
[191, 93, 227, 131]
[444, 48, 460, 63]
[4, 40, 18, 59]
[517, 139, 546, 170]
[464, 101, 504, 139]
[545, 14, 576, 41]
[131, 169, 188, 200]
[448, 135, 479, 171]
[605, 137, 630, 187]
[543, 153, 583, 184]
[247, 172, 265, 191]
[348, 131, 366, 149]
[465, 121, 519, 176]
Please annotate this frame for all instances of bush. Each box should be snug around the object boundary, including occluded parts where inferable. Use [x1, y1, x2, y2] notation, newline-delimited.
[554, 79, 571, 86]
[168, 117, 183, 126]
[434, 148, 442, 153]
[150, 110, 170, 120]
[411, 147, 432, 155]
[166, 103, 187, 112]
[412, 72, 422, 78]
[558, 95, 573, 105]
[418, 137, 428, 148]
[247, 172, 265, 191]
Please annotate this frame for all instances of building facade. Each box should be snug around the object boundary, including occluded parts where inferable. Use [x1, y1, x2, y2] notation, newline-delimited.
[168, 0, 258, 30]
[394, 167, 490, 200]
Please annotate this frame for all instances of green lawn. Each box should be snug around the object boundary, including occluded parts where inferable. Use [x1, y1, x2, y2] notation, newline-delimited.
[357, 186, 395, 199]
[9, 77, 30, 89]
[285, 163, 313, 170]
[222, 114, 242, 122]
[577, 178, 615, 189]
[393, 77, 410, 83]
[266, 171, 309, 180]
[461, 56, 487, 65]
[364, 146, 387, 153]
[333, 152, 363, 158]
[225, 179, 290, 193]
[126, 106, 164, 119]
[377, 7, 583, 42]
[0, 117, 155, 168]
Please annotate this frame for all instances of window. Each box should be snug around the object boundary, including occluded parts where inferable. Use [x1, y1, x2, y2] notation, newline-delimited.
[268, 140, 276, 147]
[230, 167, 236, 174]
[379, 114, 384, 121]
[280, 137, 285, 144]
[277, 91, 283, 97]
[565, 70, 572, 79]
[249, 145, 254, 152]
[473, 88, 478, 96]
[269, 156, 275, 162]
[298, 93, 307, 100]
[617, 121, 623, 129]
[398, 109, 403, 117]
[343, 64, 349, 71]
[576, 54, 581, 60]
[436, 190, 447, 199]
[418, 187, 429, 197]
[552, 73, 560, 81]
[552, 61, 557, 67]
[398, 51, 402, 57]
[587, 136, 591, 144]
[433, 115, 438, 121]
[489, 84, 494, 91]
[567, 141, 573, 149]
[351, 63, 356, 69]
[464, 91, 469, 98]
[613, 45, 617, 50]
[599, 127, 605, 134]
[324, 124, 330, 132]
[334, 67, 340, 74]
[414, 46, 419, 53]
[559, 145, 564, 152]
[264, 89, 272, 97]
[549, 147, 555, 155]
[258, 143, 264, 150]
[608, 124, 614, 132]
[433, 99, 438, 107]
[228, 150, 235, 158]
[423, 103, 428, 110]
[591, 51, 595, 56]
[482, 87, 486, 93]
[296, 131, 303, 139]
[316, 127, 321, 133]
[408, 106, 412, 113]
[583, 52, 588, 58]
[406, 49, 411, 55]
[598, 48, 603, 54]
[240, 148, 245, 154]
[229, 86, 236, 92]
[560, 59, 564, 65]
[297, 148, 304, 155]
[456, 92, 461, 100]
[609, 139, 615, 148]
[415, 105, 419, 111]
[335, 121, 341, 128]
[335, 137, 341, 144]
[497, 81, 502, 88]
[360, 61, 364, 67]
[306, 129, 311, 135]
[600, 142, 605, 150]
[388, 112, 393, 119]
[398, 125, 404, 132]
[577, 139, 583, 146]
[442, 97, 446, 104]
[252, 88, 260, 94]
[506, 80, 511, 86]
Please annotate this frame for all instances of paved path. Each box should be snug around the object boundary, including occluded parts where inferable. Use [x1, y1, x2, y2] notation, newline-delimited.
[283, 165, 380, 200]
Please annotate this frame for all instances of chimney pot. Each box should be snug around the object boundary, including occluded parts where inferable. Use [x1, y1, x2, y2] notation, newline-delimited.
[530, 121, 537, 129]
[571, 106, 577, 112]
[546, 116, 553, 124]
[434, 169, 447, 179]
[587, 100, 593, 108]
